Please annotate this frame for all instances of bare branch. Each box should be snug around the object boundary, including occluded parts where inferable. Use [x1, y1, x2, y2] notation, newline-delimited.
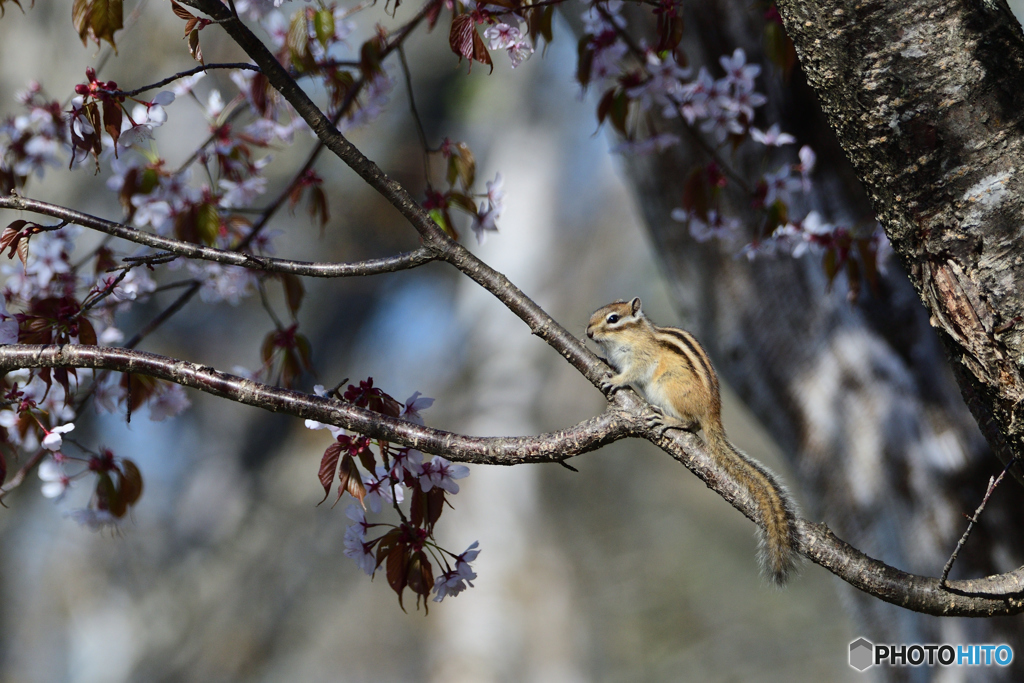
[0, 196, 437, 277]
[647, 427, 1024, 617]
[99, 63, 260, 99]
[0, 344, 632, 466]
[183, 0, 612, 388]
[2, 341, 1022, 615]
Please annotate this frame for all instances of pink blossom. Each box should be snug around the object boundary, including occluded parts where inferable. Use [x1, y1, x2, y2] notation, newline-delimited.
[401, 391, 434, 425]
[699, 105, 744, 142]
[390, 448, 423, 481]
[472, 173, 505, 245]
[0, 297, 18, 345]
[484, 23, 521, 50]
[671, 208, 740, 243]
[432, 541, 481, 602]
[343, 504, 376, 575]
[42, 422, 74, 451]
[417, 456, 469, 494]
[39, 458, 72, 500]
[218, 175, 268, 208]
[750, 124, 796, 147]
[719, 48, 761, 91]
[362, 466, 404, 514]
[66, 508, 120, 531]
[147, 383, 190, 421]
[798, 145, 817, 191]
[762, 165, 802, 206]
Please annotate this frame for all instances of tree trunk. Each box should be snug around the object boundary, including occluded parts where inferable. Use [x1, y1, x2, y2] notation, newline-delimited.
[601, 1, 1024, 679]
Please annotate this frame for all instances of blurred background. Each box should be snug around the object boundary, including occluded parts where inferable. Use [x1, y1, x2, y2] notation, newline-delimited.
[0, 0, 938, 680]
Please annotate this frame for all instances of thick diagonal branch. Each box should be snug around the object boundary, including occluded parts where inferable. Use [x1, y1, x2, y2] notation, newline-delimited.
[180, 0, 610, 386]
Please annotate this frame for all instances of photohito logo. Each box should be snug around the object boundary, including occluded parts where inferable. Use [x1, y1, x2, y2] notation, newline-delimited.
[849, 638, 1013, 671]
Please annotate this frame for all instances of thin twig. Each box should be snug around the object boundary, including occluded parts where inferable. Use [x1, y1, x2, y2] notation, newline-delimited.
[398, 44, 432, 182]
[100, 63, 261, 99]
[939, 458, 1017, 586]
[0, 196, 438, 278]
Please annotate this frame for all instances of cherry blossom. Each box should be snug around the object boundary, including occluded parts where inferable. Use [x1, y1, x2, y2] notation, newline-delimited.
[42, 422, 75, 451]
[25, 234, 71, 287]
[401, 392, 434, 425]
[118, 94, 174, 149]
[484, 23, 521, 50]
[343, 504, 377, 575]
[719, 48, 761, 91]
[147, 383, 191, 421]
[390, 448, 423, 481]
[66, 508, 120, 531]
[417, 456, 470, 494]
[762, 165, 803, 206]
[0, 297, 18, 345]
[432, 541, 481, 602]
[38, 458, 72, 500]
[362, 466, 404, 514]
[751, 123, 796, 147]
[472, 173, 505, 245]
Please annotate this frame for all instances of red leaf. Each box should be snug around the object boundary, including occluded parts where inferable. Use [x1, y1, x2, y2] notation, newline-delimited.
[426, 488, 446, 528]
[471, 29, 493, 73]
[78, 317, 97, 346]
[596, 87, 616, 126]
[577, 35, 594, 89]
[410, 486, 424, 527]
[169, 0, 193, 21]
[335, 454, 367, 507]
[188, 28, 203, 63]
[375, 527, 402, 567]
[425, 0, 443, 30]
[280, 273, 304, 318]
[119, 458, 143, 506]
[386, 542, 410, 608]
[121, 373, 159, 413]
[102, 100, 122, 151]
[407, 550, 434, 597]
[317, 441, 342, 505]
[449, 14, 474, 62]
[680, 167, 709, 222]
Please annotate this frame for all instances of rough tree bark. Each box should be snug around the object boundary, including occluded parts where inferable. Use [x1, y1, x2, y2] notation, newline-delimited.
[603, 0, 1024, 680]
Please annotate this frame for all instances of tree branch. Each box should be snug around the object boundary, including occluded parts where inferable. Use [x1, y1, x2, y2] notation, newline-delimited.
[3, 340, 1022, 615]
[648, 428, 1024, 617]
[0, 195, 436, 277]
[182, 0, 612, 388]
[0, 344, 631, 465]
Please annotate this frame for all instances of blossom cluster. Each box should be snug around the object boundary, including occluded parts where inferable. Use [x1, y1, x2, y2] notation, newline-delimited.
[573, 1, 889, 293]
[307, 380, 480, 607]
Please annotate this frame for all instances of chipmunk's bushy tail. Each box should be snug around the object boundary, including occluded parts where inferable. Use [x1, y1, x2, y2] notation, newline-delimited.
[704, 423, 800, 585]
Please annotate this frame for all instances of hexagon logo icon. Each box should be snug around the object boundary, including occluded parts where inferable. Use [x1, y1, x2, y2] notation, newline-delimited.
[849, 638, 874, 671]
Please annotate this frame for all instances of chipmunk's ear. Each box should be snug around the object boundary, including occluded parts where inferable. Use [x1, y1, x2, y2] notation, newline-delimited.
[630, 297, 642, 315]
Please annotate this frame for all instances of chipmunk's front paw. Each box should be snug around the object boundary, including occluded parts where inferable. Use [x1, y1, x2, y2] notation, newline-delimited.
[645, 407, 693, 437]
[599, 375, 622, 396]
[644, 406, 669, 432]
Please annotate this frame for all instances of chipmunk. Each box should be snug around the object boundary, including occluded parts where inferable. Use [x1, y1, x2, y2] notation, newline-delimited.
[586, 297, 799, 585]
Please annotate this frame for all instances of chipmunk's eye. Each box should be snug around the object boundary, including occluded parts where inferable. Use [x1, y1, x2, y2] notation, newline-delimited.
[607, 314, 620, 324]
